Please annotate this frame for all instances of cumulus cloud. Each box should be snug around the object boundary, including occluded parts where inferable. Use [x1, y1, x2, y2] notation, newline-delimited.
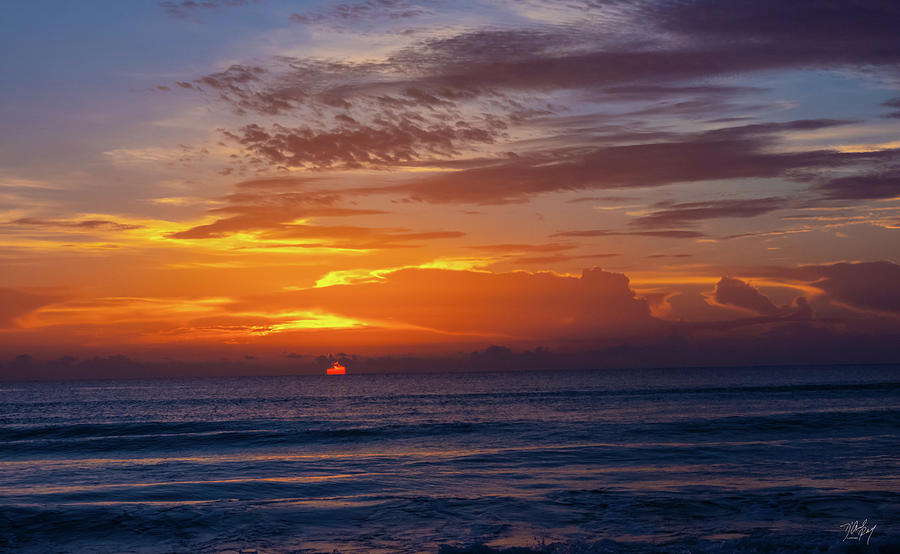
[235, 267, 661, 341]
[807, 262, 900, 314]
[731, 261, 900, 316]
[712, 277, 780, 315]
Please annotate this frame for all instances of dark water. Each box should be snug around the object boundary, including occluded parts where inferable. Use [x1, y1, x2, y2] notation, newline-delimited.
[1, 366, 898, 553]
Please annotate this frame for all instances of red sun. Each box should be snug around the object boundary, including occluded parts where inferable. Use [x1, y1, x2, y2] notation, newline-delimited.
[326, 362, 347, 375]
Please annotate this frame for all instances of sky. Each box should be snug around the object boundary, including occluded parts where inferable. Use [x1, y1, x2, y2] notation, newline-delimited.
[1, 0, 899, 377]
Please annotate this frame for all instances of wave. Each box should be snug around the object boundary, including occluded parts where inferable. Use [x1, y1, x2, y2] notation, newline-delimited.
[2, 488, 897, 553]
[628, 408, 899, 440]
[0, 419, 521, 456]
[2, 405, 895, 457]
[438, 533, 900, 554]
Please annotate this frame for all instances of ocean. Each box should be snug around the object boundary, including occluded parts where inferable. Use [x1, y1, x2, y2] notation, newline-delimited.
[1, 365, 898, 553]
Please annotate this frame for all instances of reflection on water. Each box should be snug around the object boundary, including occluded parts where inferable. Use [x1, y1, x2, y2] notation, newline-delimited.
[0, 365, 898, 552]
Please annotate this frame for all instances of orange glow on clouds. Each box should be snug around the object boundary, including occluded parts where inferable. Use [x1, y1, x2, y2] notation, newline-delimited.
[3, 0, 900, 370]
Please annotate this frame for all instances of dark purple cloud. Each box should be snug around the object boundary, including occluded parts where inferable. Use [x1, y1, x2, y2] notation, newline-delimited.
[386, 120, 886, 204]
[817, 167, 900, 200]
[653, 0, 900, 56]
[553, 229, 706, 239]
[632, 197, 786, 228]
[171, 1, 900, 216]
[168, 0, 900, 214]
[224, 117, 501, 169]
[174, 0, 900, 168]
[195, 0, 900, 116]
[741, 261, 900, 315]
[713, 276, 780, 315]
[809, 262, 900, 315]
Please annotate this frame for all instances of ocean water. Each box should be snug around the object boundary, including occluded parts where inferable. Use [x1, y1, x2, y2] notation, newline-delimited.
[1, 365, 898, 553]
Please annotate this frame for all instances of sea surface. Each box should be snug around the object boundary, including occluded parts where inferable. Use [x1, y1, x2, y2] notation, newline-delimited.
[1, 365, 898, 553]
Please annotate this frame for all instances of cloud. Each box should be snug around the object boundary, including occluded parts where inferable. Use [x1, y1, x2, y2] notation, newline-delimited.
[236, 267, 661, 341]
[235, 176, 325, 189]
[882, 97, 900, 118]
[224, 118, 501, 169]
[255, 225, 465, 249]
[0, 289, 64, 328]
[467, 243, 576, 253]
[168, 189, 386, 239]
[170, 212, 372, 240]
[289, 0, 426, 26]
[462, 243, 618, 265]
[11, 217, 143, 232]
[167, 186, 464, 248]
[380, 8, 900, 98]
[632, 197, 786, 228]
[808, 261, 900, 315]
[172, 217, 463, 249]
[387, 120, 882, 204]
[652, 0, 900, 60]
[719, 229, 811, 241]
[173, 1, 900, 208]
[566, 195, 634, 204]
[3, 263, 896, 371]
[657, 284, 815, 331]
[734, 261, 900, 315]
[190, 0, 900, 118]
[159, 0, 258, 19]
[0, 267, 655, 353]
[712, 277, 780, 315]
[553, 229, 706, 239]
[817, 167, 900, 200]
[508, 253, 619, 265]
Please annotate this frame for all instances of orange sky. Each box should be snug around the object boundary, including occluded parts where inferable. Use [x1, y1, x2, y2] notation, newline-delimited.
[1, 1, 899, 375]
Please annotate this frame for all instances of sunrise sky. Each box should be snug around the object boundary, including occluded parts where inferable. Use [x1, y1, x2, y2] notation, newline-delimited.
[1, 0, 899, 375]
